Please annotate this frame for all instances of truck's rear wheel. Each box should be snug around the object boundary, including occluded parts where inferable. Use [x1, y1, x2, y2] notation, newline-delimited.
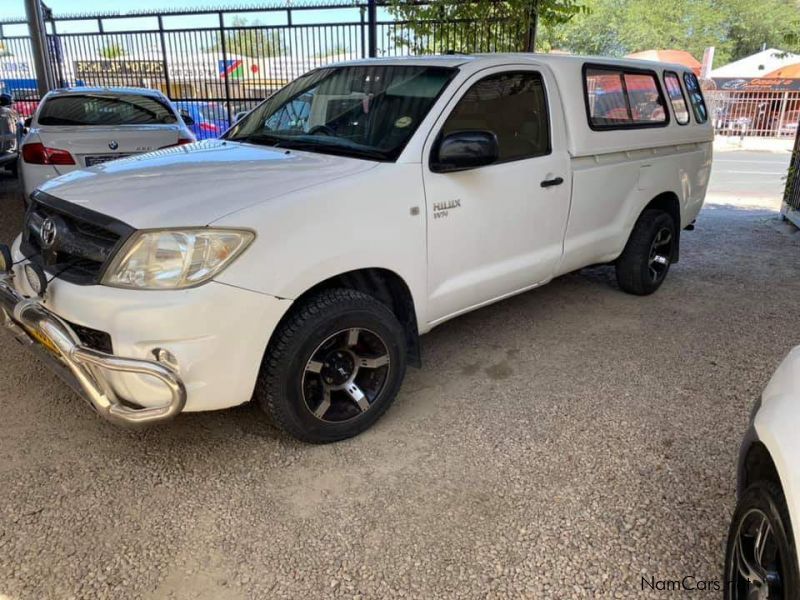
[615, 209, 676, 295]
[255, 288, 407, 443]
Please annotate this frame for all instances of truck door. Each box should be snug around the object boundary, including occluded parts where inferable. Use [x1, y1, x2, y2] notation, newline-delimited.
[422, 66, 572, 323]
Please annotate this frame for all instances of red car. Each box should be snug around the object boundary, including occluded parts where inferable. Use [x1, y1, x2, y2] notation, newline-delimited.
[12, 90, 39, 119]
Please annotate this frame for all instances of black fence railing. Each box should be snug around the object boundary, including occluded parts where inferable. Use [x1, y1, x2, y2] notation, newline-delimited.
[784, 126, 800, 212]
[0, 1, 526, 138]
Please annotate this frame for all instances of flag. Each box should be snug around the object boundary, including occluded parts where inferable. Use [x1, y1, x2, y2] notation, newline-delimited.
[219, 59, 244, 80]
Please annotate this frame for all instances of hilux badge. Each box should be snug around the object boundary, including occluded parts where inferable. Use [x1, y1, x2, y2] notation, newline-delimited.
[108, 140, 119, 150]
[40, 218, 57, 248]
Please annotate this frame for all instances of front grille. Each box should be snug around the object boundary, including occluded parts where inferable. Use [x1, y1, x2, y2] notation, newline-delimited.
[21, 191, 135, 285]
[65, 320, 113, 354]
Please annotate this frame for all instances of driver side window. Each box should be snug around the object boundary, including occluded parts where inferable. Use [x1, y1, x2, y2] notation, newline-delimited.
[441, 71, 551, 162]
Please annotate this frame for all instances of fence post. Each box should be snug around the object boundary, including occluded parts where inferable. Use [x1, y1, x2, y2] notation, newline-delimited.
[157, 16, 172, 99]
[359, 6, 367, 59]
[367, 0, 377, 58]
[776, 91, 789, 137]
[24, 0, 55, 96]
[45, 10, 66, 88]
[218, 11, 233, 126]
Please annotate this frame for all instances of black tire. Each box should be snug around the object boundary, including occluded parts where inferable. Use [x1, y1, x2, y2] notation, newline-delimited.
[255, 288, 407, 443]
[724, 481, 800, 600]
[615, 209, 676, 295]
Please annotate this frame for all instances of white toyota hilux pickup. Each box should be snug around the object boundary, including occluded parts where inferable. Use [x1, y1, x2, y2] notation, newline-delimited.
[0, 54, 712, 442]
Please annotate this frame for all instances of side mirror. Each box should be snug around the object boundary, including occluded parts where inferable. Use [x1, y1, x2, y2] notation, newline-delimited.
[24, 117, 32, 128]
[431, 130, 499, 173]
[234, 111, 249, 123]
[179, 110, 195, 126]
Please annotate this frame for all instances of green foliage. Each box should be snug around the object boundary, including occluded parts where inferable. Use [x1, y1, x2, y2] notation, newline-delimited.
[390, 0, 800, 63]
[388, 0, 586, 53]
[213, 17, 286, 58]
[540, 0, 800, 63]
[99, 43, 126, 59]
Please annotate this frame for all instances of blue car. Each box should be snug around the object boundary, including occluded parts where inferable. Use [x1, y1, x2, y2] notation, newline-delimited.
[173, 101, 230, 140]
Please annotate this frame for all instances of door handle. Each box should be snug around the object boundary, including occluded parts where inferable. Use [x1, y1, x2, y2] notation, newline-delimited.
[540, 176, 564, 188]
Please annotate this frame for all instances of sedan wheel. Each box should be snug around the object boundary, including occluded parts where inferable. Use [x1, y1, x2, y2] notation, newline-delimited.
[725, 481, 800, 600]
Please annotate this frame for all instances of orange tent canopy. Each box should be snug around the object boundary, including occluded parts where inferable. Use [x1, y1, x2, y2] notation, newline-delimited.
[762, 63, 800, 78]
[626, 50, 702, 75]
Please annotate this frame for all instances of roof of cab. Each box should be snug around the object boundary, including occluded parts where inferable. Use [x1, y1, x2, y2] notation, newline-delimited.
[329, 52, 696, 75]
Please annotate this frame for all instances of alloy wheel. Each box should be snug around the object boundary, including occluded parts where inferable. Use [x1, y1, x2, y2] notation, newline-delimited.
[648, 226, 673, 283]
[730, 508, 784, 599]
[302, 328, 391, 423]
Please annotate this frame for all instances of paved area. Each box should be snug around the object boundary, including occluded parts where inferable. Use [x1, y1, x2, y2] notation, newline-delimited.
[708, 149, 793, 199]
[1, 153, 799, 599]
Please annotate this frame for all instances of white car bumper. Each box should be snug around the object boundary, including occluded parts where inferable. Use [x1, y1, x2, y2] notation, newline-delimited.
[21, 163, 76, 200]
[2, 236, 291, 425]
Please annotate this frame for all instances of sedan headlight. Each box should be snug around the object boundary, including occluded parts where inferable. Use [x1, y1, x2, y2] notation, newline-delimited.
[103, 228, 254, 290]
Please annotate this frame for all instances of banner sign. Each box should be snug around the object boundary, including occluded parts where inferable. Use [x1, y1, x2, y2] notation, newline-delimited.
[713, 77, 800, 92]
[74, 60, 165, 80]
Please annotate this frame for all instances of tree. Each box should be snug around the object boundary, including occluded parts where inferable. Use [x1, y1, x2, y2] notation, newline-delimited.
[99, 42, 126, 59]
[387, 0, 586, 54]
[212, 17, 286, 58]
[538, 0, 800, 64]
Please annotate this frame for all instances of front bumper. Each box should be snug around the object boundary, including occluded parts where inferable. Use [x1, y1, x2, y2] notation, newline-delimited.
[0, 272, 186, 426]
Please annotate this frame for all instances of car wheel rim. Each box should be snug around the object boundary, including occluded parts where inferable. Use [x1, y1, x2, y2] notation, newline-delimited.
[648, 226, 673, 283]
[302, 328, 391, 423]
[730, 508, 783, 599]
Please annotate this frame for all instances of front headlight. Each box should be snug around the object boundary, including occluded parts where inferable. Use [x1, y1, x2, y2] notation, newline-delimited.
[102, 228, 254, 290]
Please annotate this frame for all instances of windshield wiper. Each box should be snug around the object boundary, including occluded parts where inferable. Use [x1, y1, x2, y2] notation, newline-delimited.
[235, 132, 287, 148]
[271, 137, 388, 161]
[234, 133, 388, 161]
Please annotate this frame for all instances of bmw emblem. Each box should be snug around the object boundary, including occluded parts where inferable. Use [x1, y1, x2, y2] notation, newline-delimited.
[108, 140, 119, 150]
[40, 218, 58, 249]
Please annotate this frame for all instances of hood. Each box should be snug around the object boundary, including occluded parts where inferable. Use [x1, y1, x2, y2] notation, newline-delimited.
[38, 139, 378, 228]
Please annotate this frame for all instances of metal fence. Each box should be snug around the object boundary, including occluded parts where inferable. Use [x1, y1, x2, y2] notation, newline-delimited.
[0, 1, 528, 138]
[706, 90, 800, 138]
[784, 126, 800, 223]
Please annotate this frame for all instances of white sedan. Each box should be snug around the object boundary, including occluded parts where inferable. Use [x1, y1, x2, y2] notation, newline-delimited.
[20, 86, 195, 199]
[725, 345, 800, 596]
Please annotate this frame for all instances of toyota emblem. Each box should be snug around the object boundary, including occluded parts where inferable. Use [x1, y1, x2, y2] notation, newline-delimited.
[40, 218, 58, 248]
[108, 140, 119, 150]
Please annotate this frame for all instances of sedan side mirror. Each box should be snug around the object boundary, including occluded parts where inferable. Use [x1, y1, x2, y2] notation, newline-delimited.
[430, 130, 499, 173]
[179, 110, 195, 126]
[234, 111, 249, 123]
[24, 117, 32, 128]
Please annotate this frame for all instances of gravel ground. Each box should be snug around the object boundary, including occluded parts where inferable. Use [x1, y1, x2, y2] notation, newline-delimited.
[1, 165, 799, 599]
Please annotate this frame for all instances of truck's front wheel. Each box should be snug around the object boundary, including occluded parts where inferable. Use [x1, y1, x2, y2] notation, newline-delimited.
[615, 209, 676, 295]
[255, 288, 407, 443]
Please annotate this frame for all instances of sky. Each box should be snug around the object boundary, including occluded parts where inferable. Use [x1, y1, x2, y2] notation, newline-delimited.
[1, 1, 370, 33]
[2, 0, 264, 21]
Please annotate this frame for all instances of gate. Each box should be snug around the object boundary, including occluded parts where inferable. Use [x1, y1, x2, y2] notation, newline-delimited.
[0, 1, 527, 138]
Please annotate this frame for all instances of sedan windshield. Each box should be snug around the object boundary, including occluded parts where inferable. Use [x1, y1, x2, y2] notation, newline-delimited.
[225, 65, 456, 161]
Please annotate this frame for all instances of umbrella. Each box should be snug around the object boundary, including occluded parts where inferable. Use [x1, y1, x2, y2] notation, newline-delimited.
[762, 63, 800, 78]
[626, 50, 702, 75]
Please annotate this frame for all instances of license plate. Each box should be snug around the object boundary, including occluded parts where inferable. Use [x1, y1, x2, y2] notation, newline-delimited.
[84, 154, 128, 167]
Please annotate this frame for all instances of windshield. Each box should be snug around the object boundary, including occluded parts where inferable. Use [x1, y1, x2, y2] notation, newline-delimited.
[225, 65, 456, 161]
[38, 94, 178, 126]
